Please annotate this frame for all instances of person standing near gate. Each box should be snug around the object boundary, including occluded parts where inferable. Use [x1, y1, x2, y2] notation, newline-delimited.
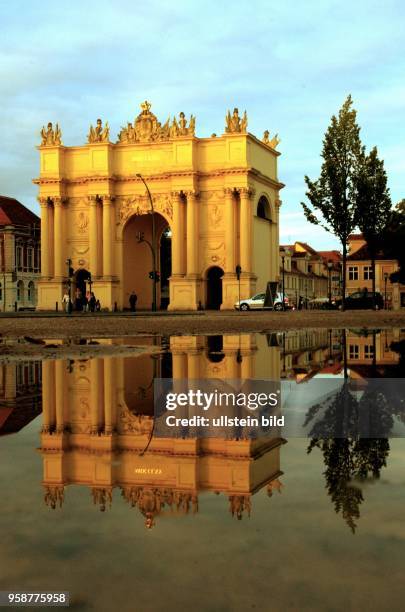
[129, 291, 137, 312]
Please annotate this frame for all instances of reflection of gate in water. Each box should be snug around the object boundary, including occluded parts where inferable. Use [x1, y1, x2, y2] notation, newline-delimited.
[38, 335, 284, 525]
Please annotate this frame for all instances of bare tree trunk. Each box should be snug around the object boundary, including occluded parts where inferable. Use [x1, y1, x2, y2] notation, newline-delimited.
[371, 254, 376, 309]
[342, 242, 347, 311]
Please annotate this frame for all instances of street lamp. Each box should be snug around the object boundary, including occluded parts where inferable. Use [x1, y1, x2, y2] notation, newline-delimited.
[384, 272, 389, 310]
[327, 260, 333, 307]
[136, 173, 157, 312]
[65, 258, 73, 314]
[281, 255, 286, 311]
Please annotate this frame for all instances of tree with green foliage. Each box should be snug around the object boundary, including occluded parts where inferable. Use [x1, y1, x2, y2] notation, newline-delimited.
[302, 96, 364, 308]
[354, 146, 391, 306]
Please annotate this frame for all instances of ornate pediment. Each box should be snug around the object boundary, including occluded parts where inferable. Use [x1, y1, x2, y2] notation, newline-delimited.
[117, 101, 196, 144]
[118, 101, 170, 144]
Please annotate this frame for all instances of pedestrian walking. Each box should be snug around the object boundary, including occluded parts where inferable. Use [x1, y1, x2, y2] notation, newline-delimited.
[62, 292, 70, 313]
[129, 291, 137, 312]
[89, 292, 97, 312]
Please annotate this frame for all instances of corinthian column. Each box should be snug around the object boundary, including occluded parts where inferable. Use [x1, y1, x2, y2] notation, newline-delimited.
[239, 188, 254, 273]
[103, 357, 116, 434]
[186, 191, 199, 276]
[54, 360, 65, 433]
[53, 197, 64, 278]
[42, 361, 56, 433]
[88, 196, 99, 278]
[224, 188, 236, 272]
[171, 191, 185, 275]
[102, 195, 114, 278]
[90, 358, 101, 434]
[38, 197, 50, 278]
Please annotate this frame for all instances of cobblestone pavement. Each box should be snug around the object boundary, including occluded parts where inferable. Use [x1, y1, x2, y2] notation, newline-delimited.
[0, 309, 404, 340]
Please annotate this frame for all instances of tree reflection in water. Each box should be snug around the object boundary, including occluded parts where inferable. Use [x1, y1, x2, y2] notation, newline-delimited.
[306, 355, 392, 533]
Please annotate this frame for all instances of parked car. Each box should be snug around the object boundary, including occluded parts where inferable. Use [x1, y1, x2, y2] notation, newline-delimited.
[235, 292, 289, 311]
[307, 296, 337, 309]
[335, 291, 384, 310]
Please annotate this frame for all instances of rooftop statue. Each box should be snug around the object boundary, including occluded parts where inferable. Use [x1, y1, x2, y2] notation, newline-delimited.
[88, 118, 110, 143]
[170, 112, 196, 137]
[40, 122, 62, 146]
[225, 107, 248, 133]
[262, 130, 280, 148]
[270, 133, 280, 149]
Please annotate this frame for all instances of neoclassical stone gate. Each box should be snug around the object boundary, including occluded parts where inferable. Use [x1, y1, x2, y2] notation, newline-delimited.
[35, 102, 283, 310]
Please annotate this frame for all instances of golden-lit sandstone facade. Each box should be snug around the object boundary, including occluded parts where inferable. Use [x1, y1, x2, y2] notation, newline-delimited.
[34, 103, 283, 310]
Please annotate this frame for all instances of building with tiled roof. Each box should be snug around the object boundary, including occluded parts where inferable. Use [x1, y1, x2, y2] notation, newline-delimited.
[279, 241, 341, 306]
[0, 196, 40, 311]
[346, 234, 405, 309]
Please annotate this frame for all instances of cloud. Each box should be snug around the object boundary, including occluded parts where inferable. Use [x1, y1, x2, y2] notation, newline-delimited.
[0, 0, 404, 246]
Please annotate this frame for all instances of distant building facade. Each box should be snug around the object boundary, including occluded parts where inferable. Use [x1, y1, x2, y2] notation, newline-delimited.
[279, 242, 341, 306]
[347, 234, 405, 309]
[0, 196, 41, 311]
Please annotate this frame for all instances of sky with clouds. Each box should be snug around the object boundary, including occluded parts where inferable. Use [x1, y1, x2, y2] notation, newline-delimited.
[1, 0, 404, 249]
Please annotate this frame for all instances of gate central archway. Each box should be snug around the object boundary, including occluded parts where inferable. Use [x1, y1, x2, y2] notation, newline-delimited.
[123, 212, 171, 311]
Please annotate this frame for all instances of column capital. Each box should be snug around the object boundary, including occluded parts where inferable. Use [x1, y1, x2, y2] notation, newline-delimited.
[100, 194, 115, 204]
[37, 196, 49, 208]
[171, 190, 184, 201]
[275, 198, 282, 209]
[53, 196, 68, 207]
[184, 190, 199, 200]
[239, 187, 255, 199]
[87, 195, 99, 204]
[223, 187, 237, 198]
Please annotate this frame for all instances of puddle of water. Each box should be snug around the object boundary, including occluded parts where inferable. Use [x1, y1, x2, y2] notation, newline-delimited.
[1, 328, 404, 611]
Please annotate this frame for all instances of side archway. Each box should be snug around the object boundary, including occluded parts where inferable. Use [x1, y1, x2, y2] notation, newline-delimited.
[206, 266, 224, 310]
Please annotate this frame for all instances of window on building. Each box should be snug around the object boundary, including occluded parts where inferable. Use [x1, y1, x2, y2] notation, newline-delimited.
[27, 247, 33, 270]
[349, 344, 359, 359]
[348, 266, 359, 281]
[16, 363, 24, 386]
[28, 362, 35, 385]
[16, 244, 23, 269]
[363, 266, 373, 280]
[364, 345, 374, 359]
[16, 280, 24, 302]
[28, 281, 35, 302]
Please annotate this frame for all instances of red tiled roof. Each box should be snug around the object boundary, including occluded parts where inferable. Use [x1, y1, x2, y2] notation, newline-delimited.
[347, 243, 392, 261]
[348, 233, 364, 240]
[318, 250, 342, 263]
[0, 196, 40, 227]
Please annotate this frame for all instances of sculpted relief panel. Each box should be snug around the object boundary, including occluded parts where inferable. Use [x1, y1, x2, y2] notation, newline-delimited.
[117, 194, 173, 225]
